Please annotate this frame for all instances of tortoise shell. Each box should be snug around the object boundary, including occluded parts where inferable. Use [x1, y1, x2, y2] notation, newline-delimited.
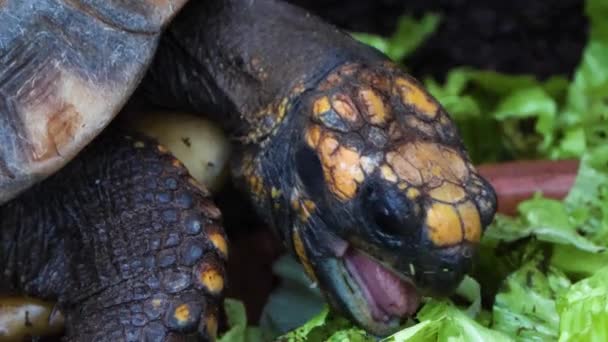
[0, 0, 188, 204]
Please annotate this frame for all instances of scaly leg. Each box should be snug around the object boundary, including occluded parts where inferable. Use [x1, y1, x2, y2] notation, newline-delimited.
[0, 128, 227, 341]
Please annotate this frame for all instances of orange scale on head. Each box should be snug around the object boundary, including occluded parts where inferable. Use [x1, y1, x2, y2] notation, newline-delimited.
[331, 94, 360, 123]
[458, 201, 482, 243]
[425, 202, 463, 247]
[357, 88, 391, 126]
[394, 77, 439, 119]
[326, 146, 364, 201]
[386, 151, 423, 186]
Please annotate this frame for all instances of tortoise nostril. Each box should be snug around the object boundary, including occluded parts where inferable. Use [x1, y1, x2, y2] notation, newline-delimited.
[364, 185, 421, 237]
[372, 202, 404, 236]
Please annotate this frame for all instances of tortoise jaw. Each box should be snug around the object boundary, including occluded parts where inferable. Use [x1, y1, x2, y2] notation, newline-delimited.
[302, 231, 421, 336]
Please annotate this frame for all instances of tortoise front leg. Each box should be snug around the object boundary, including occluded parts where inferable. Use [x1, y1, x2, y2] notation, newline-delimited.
[0, 129, 227, 341]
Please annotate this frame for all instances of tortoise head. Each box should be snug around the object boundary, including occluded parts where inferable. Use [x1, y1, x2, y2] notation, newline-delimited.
[233, 62, 496, 335]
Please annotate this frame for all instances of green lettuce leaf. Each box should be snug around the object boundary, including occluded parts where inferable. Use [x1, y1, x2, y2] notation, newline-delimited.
[277, 308, 373, 342]
[383, 300, 513, 342]
[492, 253, 571, 341]
[219, 299, 267, 342]
[352, 14, 441, 62]
[557, 267, 608, 341]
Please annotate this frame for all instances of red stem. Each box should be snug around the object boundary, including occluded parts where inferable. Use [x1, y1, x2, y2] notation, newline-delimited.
[477, 159, 579, 216]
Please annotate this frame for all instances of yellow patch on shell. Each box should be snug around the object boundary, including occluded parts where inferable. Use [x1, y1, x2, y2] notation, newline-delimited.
[429, 182, 466, 202]
[331, 94, 359, 122]
[197, 265, 224, 295]
[293, 228, 318, 282]
[174, 304, 191, 324]
[458, 201, 482, 243]
[318, 139, 364, 201]
[358, 88, 391, 125]
[313, 96, 332, 116]
[395, 77, 438, 118]
[426, 203, 463, 246]
[208, 232, 228, 258]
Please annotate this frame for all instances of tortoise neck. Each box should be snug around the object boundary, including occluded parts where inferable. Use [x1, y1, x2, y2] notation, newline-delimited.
[137, 0, 384, 141]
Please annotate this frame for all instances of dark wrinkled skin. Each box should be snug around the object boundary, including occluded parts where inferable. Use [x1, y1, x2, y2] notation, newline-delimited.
[1, 130, 225, 341]
[1, 0, 497, 339]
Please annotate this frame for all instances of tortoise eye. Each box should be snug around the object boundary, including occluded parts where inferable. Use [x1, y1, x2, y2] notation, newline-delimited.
[295, 145, 326, 199]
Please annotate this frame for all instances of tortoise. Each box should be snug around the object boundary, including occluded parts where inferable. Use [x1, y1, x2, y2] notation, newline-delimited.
[0, 0, 497, 340]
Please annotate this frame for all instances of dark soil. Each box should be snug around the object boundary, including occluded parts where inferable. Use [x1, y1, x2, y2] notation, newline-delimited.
[289, 0, 588, 80]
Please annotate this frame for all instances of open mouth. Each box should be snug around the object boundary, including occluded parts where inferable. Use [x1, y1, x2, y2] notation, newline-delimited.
[316, 234, 422, 335]
[343, 248, 420, 323]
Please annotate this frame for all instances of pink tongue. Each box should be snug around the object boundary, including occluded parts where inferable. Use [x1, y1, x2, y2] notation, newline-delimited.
[345, 250, 419, 321]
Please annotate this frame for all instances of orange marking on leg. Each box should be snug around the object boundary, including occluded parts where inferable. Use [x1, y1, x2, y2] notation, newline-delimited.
[204, 312, 218, 340]
[426, 203, 463, 246]
[196, 264, 224, 295]
[458, 201, 482, 243]
[208, 231, 228, 258]
[174, 304, 191, 324]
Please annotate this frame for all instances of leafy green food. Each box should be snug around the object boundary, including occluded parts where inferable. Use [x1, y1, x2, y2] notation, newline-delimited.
[219, 299, 267, 342]
[277, 308, 373, 342]
[557, 267, 608, 341]
[386, 300, 512, 342]
[352, 14, 441, 63]
[491, 253, 571, 341]
[248, 1, 608, 341]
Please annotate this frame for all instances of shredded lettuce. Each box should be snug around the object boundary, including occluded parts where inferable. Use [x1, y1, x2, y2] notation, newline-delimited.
[557, 267, 608, 341]
[491, 253, 571, 341]
[218, 299, 268, 342]
[352, 14, 441, 63]
[385, 300, 512, 342]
